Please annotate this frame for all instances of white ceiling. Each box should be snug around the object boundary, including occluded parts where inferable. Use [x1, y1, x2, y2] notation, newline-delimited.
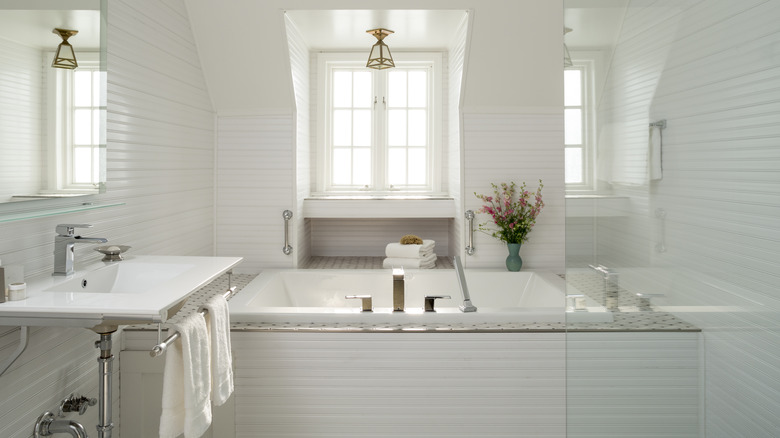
[564, 0, 627, 49]
[0, 9, 101, 50]
[285, 10, 468, 50]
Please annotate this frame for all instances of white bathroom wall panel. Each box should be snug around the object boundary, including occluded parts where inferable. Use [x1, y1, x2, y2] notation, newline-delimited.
[309, 218, 451, 257]
[448, 14, 469, 257]
[0, 39, 43, 202]
[231, 332, 566, 438]
[285, 15, 312, 268]
[566, 332, 701, 438]
[588, 1, 780, 436]
[216, 115, 295, 273]
[0, 0, 216, 436]
[463, 112, 565, 272]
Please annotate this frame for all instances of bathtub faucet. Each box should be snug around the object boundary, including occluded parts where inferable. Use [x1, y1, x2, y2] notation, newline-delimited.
[453, 256, 477, 312]
[392, 267, 405, 311]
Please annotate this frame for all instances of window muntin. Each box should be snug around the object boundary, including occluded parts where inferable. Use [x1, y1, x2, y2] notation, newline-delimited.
[318, 53, 441, 195]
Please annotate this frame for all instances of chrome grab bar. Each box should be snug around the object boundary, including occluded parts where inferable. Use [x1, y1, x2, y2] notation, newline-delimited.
[283, 209, 293, 255]
[465, 210, 476, 255]
[150, 283, 238, 358]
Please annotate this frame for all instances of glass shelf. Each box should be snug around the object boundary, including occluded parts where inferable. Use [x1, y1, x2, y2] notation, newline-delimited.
[0, 202, 125, 223]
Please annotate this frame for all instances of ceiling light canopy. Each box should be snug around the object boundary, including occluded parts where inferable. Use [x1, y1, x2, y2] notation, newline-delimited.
[52, 28, 79, 69]
[366, 28, 395, 70]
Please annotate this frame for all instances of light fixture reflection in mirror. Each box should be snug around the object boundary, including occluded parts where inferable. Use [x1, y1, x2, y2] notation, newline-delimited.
[52, 28, 79, 69]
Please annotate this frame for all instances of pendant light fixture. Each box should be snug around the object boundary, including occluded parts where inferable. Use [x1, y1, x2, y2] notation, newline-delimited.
[366, 28, 395, 70]
[563, 27, 573, 67]
[52, 28, 79, 69]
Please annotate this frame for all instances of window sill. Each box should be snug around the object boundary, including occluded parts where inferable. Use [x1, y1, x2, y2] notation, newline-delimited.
[303, 196, 456, 219]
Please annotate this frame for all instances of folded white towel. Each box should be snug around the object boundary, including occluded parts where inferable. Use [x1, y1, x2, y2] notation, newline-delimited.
[202, 294, 234, 406]
[383, 254, 437, 269]
[159, 313, 212, 438]
[385, 240, 436, 258]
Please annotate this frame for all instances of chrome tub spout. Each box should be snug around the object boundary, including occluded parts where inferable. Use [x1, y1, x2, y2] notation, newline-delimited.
[33, 411, 88, 438]
[392, 267, 405, 311]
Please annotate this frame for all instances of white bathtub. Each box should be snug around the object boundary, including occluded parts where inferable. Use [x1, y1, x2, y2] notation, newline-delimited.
[229, 269, 612, 324]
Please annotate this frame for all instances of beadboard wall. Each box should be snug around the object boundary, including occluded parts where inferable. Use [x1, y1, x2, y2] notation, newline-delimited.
[0, 38, 44, 202]
[578, 0, 780, 436]
[0, 0, 216, 436]
[463, 112, 565, 272]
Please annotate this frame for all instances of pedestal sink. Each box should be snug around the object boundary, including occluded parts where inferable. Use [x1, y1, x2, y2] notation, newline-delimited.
[0, 255, 242, 331]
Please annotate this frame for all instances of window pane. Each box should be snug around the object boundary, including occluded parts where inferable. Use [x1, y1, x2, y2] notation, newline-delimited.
[333, 110, 352, 146]
[388, 148, 406, 185]
[565, 147, 583, 184]
[353, 71, 372, 108]
[564, 108, 582, 145]
[387, 70, 407, 107]
[74, 71, 92, 107]
[333, 71, 352, 107]
[407, 109, 426, 146]
[73, 147, 92, 183]
[93, 71, 102, 106]
[332, 148, 351, 185]
[387, 109, 407, 146]
[564, 69, 582, 106]
[352, 110, 371, 146]
[93, 147, 100, 182]
[408, 70, 427, 108]
[408, 148, 426, 185]
[353, 148, 371, 185]
[93, 110, 100, 145]
[74, 109, 92, 144]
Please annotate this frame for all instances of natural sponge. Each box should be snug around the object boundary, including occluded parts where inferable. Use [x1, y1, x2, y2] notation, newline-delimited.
[400, 234, 423, 245]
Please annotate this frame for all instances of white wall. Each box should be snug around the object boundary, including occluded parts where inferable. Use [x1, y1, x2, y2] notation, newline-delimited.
[578, 0, 780, 435]
[0, 0, 215, 436]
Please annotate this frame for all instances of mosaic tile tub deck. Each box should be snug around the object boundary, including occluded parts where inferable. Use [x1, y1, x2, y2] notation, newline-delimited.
[125, 262, 699, 334]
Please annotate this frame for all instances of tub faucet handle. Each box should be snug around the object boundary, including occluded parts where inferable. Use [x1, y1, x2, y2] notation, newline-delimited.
[424, 295, 451, 312]
[345, 295, 373, 312]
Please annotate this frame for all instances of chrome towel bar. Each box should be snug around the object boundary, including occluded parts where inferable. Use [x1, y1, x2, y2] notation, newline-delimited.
[150, 284, 237, 358]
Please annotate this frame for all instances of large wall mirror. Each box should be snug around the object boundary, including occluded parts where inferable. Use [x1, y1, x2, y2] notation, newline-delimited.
[0, 0, 106, 205]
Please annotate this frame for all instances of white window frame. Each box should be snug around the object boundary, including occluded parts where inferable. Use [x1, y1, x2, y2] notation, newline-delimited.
[45, 51, 102, 193]
[315, 52, 443, 195]
[565, 58, 596, 192]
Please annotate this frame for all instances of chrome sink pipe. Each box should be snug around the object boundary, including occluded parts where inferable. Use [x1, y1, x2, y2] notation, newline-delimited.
[454, 256, 477, 312]
[53, 224, 108, 276]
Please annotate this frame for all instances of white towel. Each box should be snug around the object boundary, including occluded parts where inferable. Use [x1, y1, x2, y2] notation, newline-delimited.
[202, 294, 234, 406]
[385, 240, 436, 258]
[648, 125, 663, 181]
[382, 254, 437, 269]
[159, 313, 212, 438]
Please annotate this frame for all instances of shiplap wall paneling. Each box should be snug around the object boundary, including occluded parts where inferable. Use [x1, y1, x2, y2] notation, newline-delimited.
[449, 13, 469, 258]
[0, 39, 43, 202]
[232, 332, 566, 438]
[463, 113, 565, 272]
[216, 115, 295, 273]
[0, 0, 216, 435]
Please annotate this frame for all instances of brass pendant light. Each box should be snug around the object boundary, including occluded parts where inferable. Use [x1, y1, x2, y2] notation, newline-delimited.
[52, 28, 79, 69]
[366, 28, 395, 70]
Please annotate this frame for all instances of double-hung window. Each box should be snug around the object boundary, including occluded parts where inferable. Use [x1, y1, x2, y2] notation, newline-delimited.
[317, 53, 442, 194]
[564, 60, 595, 190]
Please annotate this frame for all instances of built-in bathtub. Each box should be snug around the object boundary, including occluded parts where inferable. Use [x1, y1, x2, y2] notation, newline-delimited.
[228, 269, 612, 324]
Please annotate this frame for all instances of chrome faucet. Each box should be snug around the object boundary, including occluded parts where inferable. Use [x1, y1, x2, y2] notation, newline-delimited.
[453, 256, 477, 312]
[53, 224, 108, 276]
[392, 267, 405, 311]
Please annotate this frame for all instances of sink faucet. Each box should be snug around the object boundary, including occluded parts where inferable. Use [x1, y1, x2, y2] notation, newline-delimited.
[392, 267, 405, 311]
[53, 224, 108, 276]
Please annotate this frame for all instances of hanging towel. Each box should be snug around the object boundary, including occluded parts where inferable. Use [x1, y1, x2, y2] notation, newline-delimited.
[202, 294, 234, 406]
[382, 254, 437, 269]
[159, 313, 212, 438]
[648, 125, 663, 181]
[385, 240, 436, 258]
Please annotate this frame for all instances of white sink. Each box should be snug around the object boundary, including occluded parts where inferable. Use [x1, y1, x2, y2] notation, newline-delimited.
[0, 255, 242, 331]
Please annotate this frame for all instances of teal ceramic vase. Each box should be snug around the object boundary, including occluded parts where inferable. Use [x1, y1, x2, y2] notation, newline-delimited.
[505, 243, 523, 271]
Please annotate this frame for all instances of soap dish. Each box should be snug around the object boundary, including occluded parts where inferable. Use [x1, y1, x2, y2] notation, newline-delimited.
[94, 245, 131, 262]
